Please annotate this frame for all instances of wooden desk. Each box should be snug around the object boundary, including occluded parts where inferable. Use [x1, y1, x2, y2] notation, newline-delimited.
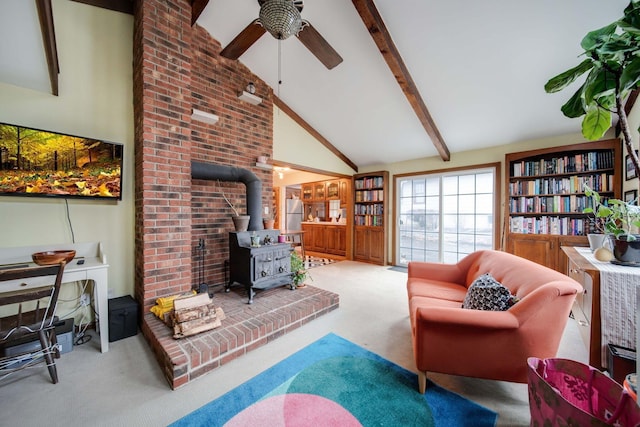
[562, 246, 602, 368]
[0, 242, 110, 353]
[563, 245, 640, 369]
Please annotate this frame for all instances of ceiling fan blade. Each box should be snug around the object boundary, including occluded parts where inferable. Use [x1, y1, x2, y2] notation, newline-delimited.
[220, 19, 266, 60]
[296, 22, 343, 70]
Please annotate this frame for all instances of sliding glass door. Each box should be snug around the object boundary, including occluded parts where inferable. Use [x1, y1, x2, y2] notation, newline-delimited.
[397, 167, 496, 265]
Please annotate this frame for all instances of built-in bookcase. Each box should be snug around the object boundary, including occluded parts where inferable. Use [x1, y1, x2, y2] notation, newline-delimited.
[504, 139, 621, 272]
[353, 171, 388, 265]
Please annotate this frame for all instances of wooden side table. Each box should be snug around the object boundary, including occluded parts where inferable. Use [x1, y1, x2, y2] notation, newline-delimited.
[562, 246, 603, 368]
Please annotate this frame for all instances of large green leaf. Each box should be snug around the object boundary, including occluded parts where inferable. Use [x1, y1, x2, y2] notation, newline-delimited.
[584, 68, 617, 103]
[582, 106, 611, 140]
[581, 23, 617, 51]
[617, 18, 640, 36]
[560, 83, 586, 118]
[620, 56, 640, 92]
[545, 60, 593, 93]
[598, 36, 636, 55]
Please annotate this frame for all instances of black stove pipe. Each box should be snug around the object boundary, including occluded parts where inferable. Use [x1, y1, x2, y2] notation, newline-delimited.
[191, 161, 262, 231]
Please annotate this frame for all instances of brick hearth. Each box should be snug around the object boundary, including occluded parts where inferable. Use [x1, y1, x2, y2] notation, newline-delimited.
[142, 285, 339, 389]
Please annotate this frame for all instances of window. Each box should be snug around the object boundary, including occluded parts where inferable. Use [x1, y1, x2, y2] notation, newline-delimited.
[397, 166, 497, 265]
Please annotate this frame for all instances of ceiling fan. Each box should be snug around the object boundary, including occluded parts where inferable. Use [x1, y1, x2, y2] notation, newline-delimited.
[220, 0, 343, 70]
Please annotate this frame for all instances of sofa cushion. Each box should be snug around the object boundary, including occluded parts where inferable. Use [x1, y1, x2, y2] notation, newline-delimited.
[462, 273, 518, 311]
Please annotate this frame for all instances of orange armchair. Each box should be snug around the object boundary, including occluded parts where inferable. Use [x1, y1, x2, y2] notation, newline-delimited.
[407, 250, 582, 393]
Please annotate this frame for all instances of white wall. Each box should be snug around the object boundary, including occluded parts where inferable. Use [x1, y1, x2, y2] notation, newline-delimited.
[0, 2, 134, 305]
[273, 106, 355, 175]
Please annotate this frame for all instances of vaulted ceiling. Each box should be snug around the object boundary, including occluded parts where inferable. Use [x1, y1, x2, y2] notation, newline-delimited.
[1, 0, 630, 171]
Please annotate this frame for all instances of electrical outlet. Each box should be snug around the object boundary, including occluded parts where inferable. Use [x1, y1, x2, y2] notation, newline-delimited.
[80, 293, 90, 306]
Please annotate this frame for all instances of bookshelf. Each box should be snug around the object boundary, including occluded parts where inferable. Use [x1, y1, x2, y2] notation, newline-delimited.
[504, 139, 621, 272]
[353, 171, 388, 265]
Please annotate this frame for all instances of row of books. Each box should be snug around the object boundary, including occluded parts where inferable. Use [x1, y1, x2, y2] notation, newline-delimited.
[509, 173, 613, 196]
[355, 190, 384, 202]
[510, 216, 588, 236]
[512, 150, 614, 177]
[354, 215, 384, 226]
[354, 204, 384, 215]
[509, 194, 609, 214]
[354, 177, 384, 189]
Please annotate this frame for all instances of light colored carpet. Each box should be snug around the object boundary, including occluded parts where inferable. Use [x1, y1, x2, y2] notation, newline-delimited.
[0, 260, 588, 426]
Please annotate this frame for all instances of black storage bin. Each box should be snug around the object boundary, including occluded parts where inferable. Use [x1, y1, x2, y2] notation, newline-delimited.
[607, 344, 637, 385]
[108, 295, 138, 342]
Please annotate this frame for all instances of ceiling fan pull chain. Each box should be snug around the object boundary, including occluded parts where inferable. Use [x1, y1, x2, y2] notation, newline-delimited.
[278, 38, 282, 99]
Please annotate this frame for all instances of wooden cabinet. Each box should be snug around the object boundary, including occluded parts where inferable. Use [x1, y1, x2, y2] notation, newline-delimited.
[505, 140, 621, 272]
[325, 225, 346, 256]
[326, 180, 340, 200]
[353, 171, 388, 265]
[354, 226, 384, 263]
[302, 223, 346, 256]
[340, 179, 348, 205]
[313, 182, 325, 201]
[562, 246, 603, 369]
[301, 184, 313, 202]
[507, 234, 588, 274]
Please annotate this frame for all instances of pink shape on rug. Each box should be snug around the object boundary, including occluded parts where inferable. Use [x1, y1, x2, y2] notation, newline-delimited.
[224, 393, 361, 427]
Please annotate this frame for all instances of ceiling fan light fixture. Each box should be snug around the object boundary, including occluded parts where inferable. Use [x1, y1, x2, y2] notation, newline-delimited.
[259, 0, 302, 40]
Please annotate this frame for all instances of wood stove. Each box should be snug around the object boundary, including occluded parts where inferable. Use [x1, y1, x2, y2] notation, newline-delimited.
[227, 230, 294, 304]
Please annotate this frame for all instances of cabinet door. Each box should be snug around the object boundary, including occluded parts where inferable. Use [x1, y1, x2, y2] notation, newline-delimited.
[302, 224, 313, 250]
[326, 181, 340, 200]
[354, 227, 368, 259]
[312, 226, 326, 251]
[340, 179, 348, 205]
[508, 235, 556, 270]
[302, 184, 313, 201]
[368, 228, 385, 263]
[314, 183, 325, 201]
[325, 227, 346, 255]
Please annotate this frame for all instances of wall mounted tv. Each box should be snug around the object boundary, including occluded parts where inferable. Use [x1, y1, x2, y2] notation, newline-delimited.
[0, 122, 123, 200]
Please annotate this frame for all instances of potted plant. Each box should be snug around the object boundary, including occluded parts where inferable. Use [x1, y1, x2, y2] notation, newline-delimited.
[290, 251, 310, 289]
[545, 1, 640, 195]
[584, 185, 640, 263]
[218, 180, 250, 232]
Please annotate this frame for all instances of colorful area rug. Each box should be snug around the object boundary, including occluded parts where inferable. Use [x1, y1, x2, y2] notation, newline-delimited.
[304, 255, 338, 269]
[171, 333, 497, 427]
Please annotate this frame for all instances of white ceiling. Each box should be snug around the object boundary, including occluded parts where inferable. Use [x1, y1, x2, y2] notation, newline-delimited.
[197, 0, 629, 168]
[0, 0, 49, 94]
[0, 1, 630, 171]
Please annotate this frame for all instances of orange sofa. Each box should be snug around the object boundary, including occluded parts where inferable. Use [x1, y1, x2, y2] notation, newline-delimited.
[407, 250, 582, 393]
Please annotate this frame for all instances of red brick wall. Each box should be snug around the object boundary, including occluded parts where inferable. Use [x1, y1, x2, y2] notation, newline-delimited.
[134, 0, 273, 312]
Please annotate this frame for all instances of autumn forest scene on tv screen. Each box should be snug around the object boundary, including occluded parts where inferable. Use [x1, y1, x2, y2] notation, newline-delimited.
[0, 123, 122, 199]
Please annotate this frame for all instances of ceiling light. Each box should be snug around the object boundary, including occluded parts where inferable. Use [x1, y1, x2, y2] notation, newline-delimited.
[259, 0, 302, 40]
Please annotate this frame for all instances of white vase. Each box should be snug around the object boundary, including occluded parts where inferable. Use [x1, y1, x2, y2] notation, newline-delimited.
[587, 233, 606, 252]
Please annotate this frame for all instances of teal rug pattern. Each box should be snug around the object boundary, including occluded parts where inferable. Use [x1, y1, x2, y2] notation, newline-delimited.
[172, 333, 497, 427]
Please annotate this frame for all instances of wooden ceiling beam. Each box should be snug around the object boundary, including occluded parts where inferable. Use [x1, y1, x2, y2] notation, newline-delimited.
[352, 0, 450, 161]
[35, 0, 59, 96]
[191, 0, 209, 26]
[70, 0, 133, 14]
[273, 96, 359, 173]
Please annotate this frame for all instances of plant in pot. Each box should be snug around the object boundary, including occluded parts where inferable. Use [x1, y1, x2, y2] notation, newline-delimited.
[218, 180, 250, 232]
[290, 251, 311, 289]
[545, 1, 640, 195]
[584, 185, 640, 263]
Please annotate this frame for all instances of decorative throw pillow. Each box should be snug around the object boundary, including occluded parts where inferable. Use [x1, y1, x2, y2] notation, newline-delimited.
[462, 273, 519, 311]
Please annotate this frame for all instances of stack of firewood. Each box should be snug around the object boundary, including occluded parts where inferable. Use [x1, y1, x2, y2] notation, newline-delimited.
[172, 293, 225, 339]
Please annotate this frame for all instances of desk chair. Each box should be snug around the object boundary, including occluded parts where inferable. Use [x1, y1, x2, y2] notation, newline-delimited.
[0, 262, 66, 383]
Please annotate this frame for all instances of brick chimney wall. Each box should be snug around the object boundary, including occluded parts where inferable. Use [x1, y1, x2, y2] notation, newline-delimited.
[134, 0, 274, 314]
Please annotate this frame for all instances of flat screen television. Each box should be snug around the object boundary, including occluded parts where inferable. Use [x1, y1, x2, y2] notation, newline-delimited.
[0, 122, 123, 200]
